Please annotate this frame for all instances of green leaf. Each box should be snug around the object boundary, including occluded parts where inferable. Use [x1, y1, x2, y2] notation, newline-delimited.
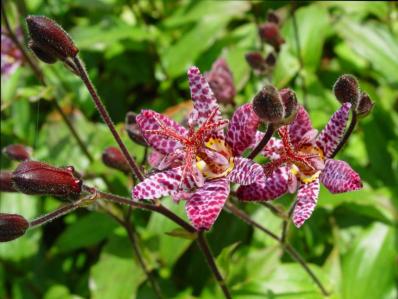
[165, 228, 197, 240]
[341, 223, 396, 299]
[54, 212, 117, 253]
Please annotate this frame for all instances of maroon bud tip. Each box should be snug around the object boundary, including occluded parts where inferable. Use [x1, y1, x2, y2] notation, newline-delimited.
[2, 144, 32, 161]
[0, 213, 29, 242]
[264, 52, 277, 67]
[12, 161, 82, 197]
[125, 112, 148, 146]
[205, 58, 236, 105]
[279, 88, 298, 124]
[258, 23, 284, 51]
[267, 11, 280, 25]
[26, 15, 78, 63]
[356, 92, 375, 118]
[333, 74, 360, 107]
[252, 85, 284, 123]
[102, 147, 130, 174]
[0, 171, 17, 192]
[245, 52, 267, 72]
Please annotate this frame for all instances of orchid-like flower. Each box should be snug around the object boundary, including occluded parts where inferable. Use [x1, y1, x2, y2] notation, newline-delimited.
[237, 103, 362, 227]
[132, 66, 263, 230]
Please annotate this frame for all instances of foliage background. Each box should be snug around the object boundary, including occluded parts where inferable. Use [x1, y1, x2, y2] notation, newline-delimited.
[1, 1, 397, 299]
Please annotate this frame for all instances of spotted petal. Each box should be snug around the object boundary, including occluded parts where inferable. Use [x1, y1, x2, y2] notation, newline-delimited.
[320, 159, 362, 193]
[187, 66, 222, 127]
[316, 103, 351, 158]
[136, 110, 188, 155]
[252, 132, 283, 160]
[227, 157, 264, 185]
[289, 105, 313, 146]
[185, 178, 229, 230]
[237, 166, 289, 201]
[292, 179, 320, 228]
[132, 167, 182, 200]
[226, 103, 260, 155]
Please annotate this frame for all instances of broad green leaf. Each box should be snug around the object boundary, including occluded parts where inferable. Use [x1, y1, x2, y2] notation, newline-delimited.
[341, 223, 395, 299]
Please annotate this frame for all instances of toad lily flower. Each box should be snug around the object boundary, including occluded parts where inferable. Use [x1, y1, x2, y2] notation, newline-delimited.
[238, 103, 362, 227]
[132, 66, 263, 230]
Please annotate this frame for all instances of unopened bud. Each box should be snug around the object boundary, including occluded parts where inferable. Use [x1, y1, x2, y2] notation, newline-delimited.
[205, 58, 236, 105]
[279, 88, 298, 124]
[12, 161, 82, 197]
[252, 85, 284, 123]
[258, 23, 285, 51]
[125, 112, 148, 146]
[267, 11, 280, 25]
[333, 74, 360, 108]
[0, 171, 17, 192]
[26, 15, 78, 63]
[0, 213, 29, 242]
[245, 52, 266, 72]
[356, 92, 374, 118]
[2, 144, 32, 161]
[102, 147, 130, 174]
[264, 52, 277, 67]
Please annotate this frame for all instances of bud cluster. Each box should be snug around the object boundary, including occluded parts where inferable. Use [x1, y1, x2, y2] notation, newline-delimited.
[252, 84, 298, 127]
[333, 74, 374, 117]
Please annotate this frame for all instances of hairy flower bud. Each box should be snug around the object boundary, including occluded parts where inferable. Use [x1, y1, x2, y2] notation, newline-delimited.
[205, 58, 236, 105]
[258, 23, 285, 51]
[2, 144, 32, 161]
[333, 74, 360, 108]
[245, 51, 266, 73]
[125, 112, 148, 146]
[26, 15, 78, 63]
[252, 85, 284, 123]
[356, 92, 375, 118]
[279, 88, 298, 124]
[102, 147, 130, 174]
[12, 161, 82, 197]
[0, 171, 17, 192]
[0, 213, 29, 242]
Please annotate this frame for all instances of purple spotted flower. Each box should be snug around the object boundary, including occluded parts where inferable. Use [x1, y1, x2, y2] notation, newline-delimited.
[1, 28, 24, 76]
[132, 66, 263, 230]
[238, 103, 362, 227]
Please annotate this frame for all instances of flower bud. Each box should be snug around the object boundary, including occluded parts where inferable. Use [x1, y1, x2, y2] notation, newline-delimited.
[0, 213, 29, 242]
[333, 74, 360, 108]
[356, 92, 374, 118]
[2, 144, 32, 161]
[258, 23, 285, 51]
[245, 51, 267, 73]
[0, 171, 17, 192]
[26, 15, 78, 63]
[252, 85, 284, 123]
[267, 11, 280, 25]
[264, 52, 277, 67]
[205, 58, 236, 105]
[12, 161, 82, 197]
[102, 147, 130, 173]
[125, 112, 148, 146]
[279, 88, 298, 124]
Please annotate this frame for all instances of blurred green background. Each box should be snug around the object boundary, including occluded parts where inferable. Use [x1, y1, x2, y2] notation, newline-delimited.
[1, 1, 397, 299]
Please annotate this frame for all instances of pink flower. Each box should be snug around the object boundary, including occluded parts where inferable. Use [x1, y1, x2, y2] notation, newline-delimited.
[132, 66, 263, 230]
[237, 103, 362, 227]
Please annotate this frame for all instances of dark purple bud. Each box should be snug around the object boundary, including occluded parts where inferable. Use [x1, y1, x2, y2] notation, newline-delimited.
[125, 112, 148, 146]
[0, 213, 29, 242]
[102, 147, 130, 174]
[258, 23, 285, 51]
[356, 92, 375, 118]
[245, 51, 267, 72]
[26, 15, 78, 63]
[333, 74, 360, 108]
[267, 10, 280, 25]
[0, 171, 17, 192]
[279, 88, 298, 124]
[205, 58, 236, 105]
[252, 85, 284, 123]
[2, 144, 32, 161]
[12, 161, 82, 197]
[264, 52, 277, 67]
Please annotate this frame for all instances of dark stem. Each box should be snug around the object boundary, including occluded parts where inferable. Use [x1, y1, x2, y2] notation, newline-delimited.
[29, 202, 80, 228]
[224, 202, 329, 296]
[247, 124, 275, 160]
[196, 231, 232, 299]
[330, 110, 357, 159]
[291, 2, 308, 110]
[72, 56, 145, 181]
[280, 200, 296, 244]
